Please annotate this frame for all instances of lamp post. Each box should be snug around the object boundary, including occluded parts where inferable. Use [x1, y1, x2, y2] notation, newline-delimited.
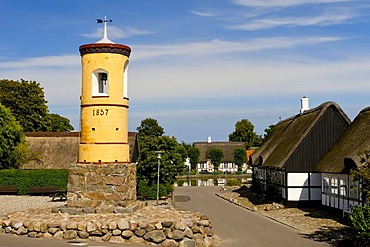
[155, 151, 164, 205]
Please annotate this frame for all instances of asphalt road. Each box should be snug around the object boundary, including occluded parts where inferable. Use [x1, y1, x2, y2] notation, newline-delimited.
[174, 186, 327, 247]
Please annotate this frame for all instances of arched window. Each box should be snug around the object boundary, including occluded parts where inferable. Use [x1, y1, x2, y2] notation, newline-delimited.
[92, 69, 108, 96]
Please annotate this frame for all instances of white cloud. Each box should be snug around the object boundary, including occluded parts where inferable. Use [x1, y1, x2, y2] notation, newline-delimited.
[130, 57, 370, 102]
[232, 0, 354, 7]
[132, 36, 342, 60]
[81, 26, 152, 40]
[0, 55, 79, 69]
[232, 13, 355, 30]
[190, 10, 217, 17]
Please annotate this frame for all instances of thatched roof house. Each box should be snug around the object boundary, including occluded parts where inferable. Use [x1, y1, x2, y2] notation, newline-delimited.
[250, 101, 351, 172]
[23, 132, 139, 169]
[194, 141, 245, 163]
[250, 101, 351, 204]
[315, 107, 370, 174]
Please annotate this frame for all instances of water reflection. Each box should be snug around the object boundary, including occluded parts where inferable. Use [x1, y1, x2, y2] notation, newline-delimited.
[174, 178, 251, 187]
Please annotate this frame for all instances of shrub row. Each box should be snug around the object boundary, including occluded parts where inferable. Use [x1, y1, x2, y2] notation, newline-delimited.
[0, 169, 68, 195]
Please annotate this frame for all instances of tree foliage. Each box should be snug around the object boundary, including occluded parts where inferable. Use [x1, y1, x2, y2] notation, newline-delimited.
[48, 113, 74, 132]
[349, 204, 370, 245]
[136, 118, 186, 196]
[187, 146, 200, 171]
[349, 150, 370, 245]
[233, 147, 246, 172]
[0, 79, 74, 132]
[229, 119, 262, 149]
[0, 79, 50, 132]
[207, 148, 223, 170]
[262, 124, 275, 142]
[136, 118, 164, 138]
[0, 104, 28, 169]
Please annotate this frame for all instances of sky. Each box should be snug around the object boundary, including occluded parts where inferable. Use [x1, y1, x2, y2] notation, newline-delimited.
[1, 0, 370, 143]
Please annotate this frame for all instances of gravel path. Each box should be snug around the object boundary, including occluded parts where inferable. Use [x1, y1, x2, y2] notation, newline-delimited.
[0, 196, 66, 216]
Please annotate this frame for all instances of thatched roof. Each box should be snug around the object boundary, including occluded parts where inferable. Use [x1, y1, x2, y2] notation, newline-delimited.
[194, 142, 245, 163]
[22, 132, 139, 169]
[250, 102, 350, 170]
[315, 107, 370, 174]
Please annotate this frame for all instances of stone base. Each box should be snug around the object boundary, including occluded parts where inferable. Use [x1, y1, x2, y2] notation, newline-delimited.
[67, 163, 136, 208]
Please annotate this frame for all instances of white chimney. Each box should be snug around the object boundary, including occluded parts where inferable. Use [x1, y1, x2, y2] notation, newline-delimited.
[207, 136, 212, 143]
[300, 97, 309, 113]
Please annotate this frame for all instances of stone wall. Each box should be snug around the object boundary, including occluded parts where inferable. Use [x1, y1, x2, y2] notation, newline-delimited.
[0, 206, 217, 246]
[67, 163, 136, 208]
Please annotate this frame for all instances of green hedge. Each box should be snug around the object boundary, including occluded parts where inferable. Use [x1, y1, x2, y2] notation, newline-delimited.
[137, 179, 171, 200]
[0, 169, 68, 195]
[226, 178, 242, 186]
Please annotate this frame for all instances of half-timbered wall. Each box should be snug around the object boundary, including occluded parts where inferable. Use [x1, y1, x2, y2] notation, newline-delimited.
[286, 173, 321, 201]
[321, 173, 362, 213]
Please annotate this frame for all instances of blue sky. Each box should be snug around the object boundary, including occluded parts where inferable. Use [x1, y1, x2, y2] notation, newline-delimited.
[1, 0, 370, 143]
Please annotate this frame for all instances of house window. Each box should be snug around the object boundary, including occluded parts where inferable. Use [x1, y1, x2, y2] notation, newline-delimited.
[349, 178, 359, 199]
[323, 177, 330, 193]
[339, 178, 347, 196]
[331, 177, 338, 195]
[92, 69, 108, 96]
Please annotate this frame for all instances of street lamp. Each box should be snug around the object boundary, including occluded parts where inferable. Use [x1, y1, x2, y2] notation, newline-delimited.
[155, 151, 164, 205]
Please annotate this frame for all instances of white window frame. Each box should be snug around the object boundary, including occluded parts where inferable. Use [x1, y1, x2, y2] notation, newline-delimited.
[92, 69, 109, 96]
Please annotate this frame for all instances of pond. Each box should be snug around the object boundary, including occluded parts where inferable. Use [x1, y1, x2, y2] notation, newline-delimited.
[174, 178, 251, 187]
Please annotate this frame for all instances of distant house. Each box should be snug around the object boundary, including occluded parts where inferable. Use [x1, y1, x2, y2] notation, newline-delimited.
[194, 138, 246, 173]
[22, 132, 140, 169]
[250, 101, 351, 206]
[315, 107, 370, 213]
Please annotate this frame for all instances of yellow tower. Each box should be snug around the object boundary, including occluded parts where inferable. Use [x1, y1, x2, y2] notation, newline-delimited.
[78, 18, 131, 164]
[68, 18, 136, 208]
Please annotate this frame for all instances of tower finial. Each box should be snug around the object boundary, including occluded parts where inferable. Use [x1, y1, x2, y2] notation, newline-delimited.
[96, 16, 114, 44]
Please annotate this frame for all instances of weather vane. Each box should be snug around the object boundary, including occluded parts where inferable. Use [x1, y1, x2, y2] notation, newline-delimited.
[96, 16, 112, 42]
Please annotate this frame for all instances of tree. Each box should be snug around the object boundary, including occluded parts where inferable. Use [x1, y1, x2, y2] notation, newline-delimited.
[233, 147, 246, 172]
[0, 79, 74, 132]
[48, 113, 74, 132]
[137, 118, 164, 137]
[229, 119, 262, 149]
[262, 124, 275, 142]
[0, 79, 50, 132]
[207, 148, 223, 171]
[350, 150, 370, 245]
[136, 118, 186, 198]
[0, 104, 28, 169]
[188, 146, 200, 171]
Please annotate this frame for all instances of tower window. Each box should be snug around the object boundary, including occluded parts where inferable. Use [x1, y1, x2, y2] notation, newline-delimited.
[92, 69, 108, 96]
[99, 73, 107, 93]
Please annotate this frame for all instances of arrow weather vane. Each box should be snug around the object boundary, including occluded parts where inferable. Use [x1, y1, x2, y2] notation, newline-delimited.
[96, 16, 112, 41]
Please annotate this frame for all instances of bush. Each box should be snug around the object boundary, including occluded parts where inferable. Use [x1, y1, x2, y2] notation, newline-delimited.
[212, 170, 222, 175]
[0, 169, 68, 194]
[349, 203, 370, 245]
[137, 179, 169, 200]
[226, 178, 241, 186]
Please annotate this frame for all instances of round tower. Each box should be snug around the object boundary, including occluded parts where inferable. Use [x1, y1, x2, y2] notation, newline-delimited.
[78, 21, 131, 164]
[68, 18, 136, 208]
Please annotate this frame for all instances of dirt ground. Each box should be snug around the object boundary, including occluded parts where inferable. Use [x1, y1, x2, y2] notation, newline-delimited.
[216, 186, 354, 247]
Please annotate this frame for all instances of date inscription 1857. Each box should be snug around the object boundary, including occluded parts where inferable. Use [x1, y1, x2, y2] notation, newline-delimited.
[93, 109, 109, 116]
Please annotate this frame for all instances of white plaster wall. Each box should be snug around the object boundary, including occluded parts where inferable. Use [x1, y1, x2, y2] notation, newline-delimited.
[287, 173, 308, 187]
[288, 188, 308, 201]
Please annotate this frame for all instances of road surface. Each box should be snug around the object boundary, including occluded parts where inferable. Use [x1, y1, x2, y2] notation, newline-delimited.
[174, 186, 327, 247]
